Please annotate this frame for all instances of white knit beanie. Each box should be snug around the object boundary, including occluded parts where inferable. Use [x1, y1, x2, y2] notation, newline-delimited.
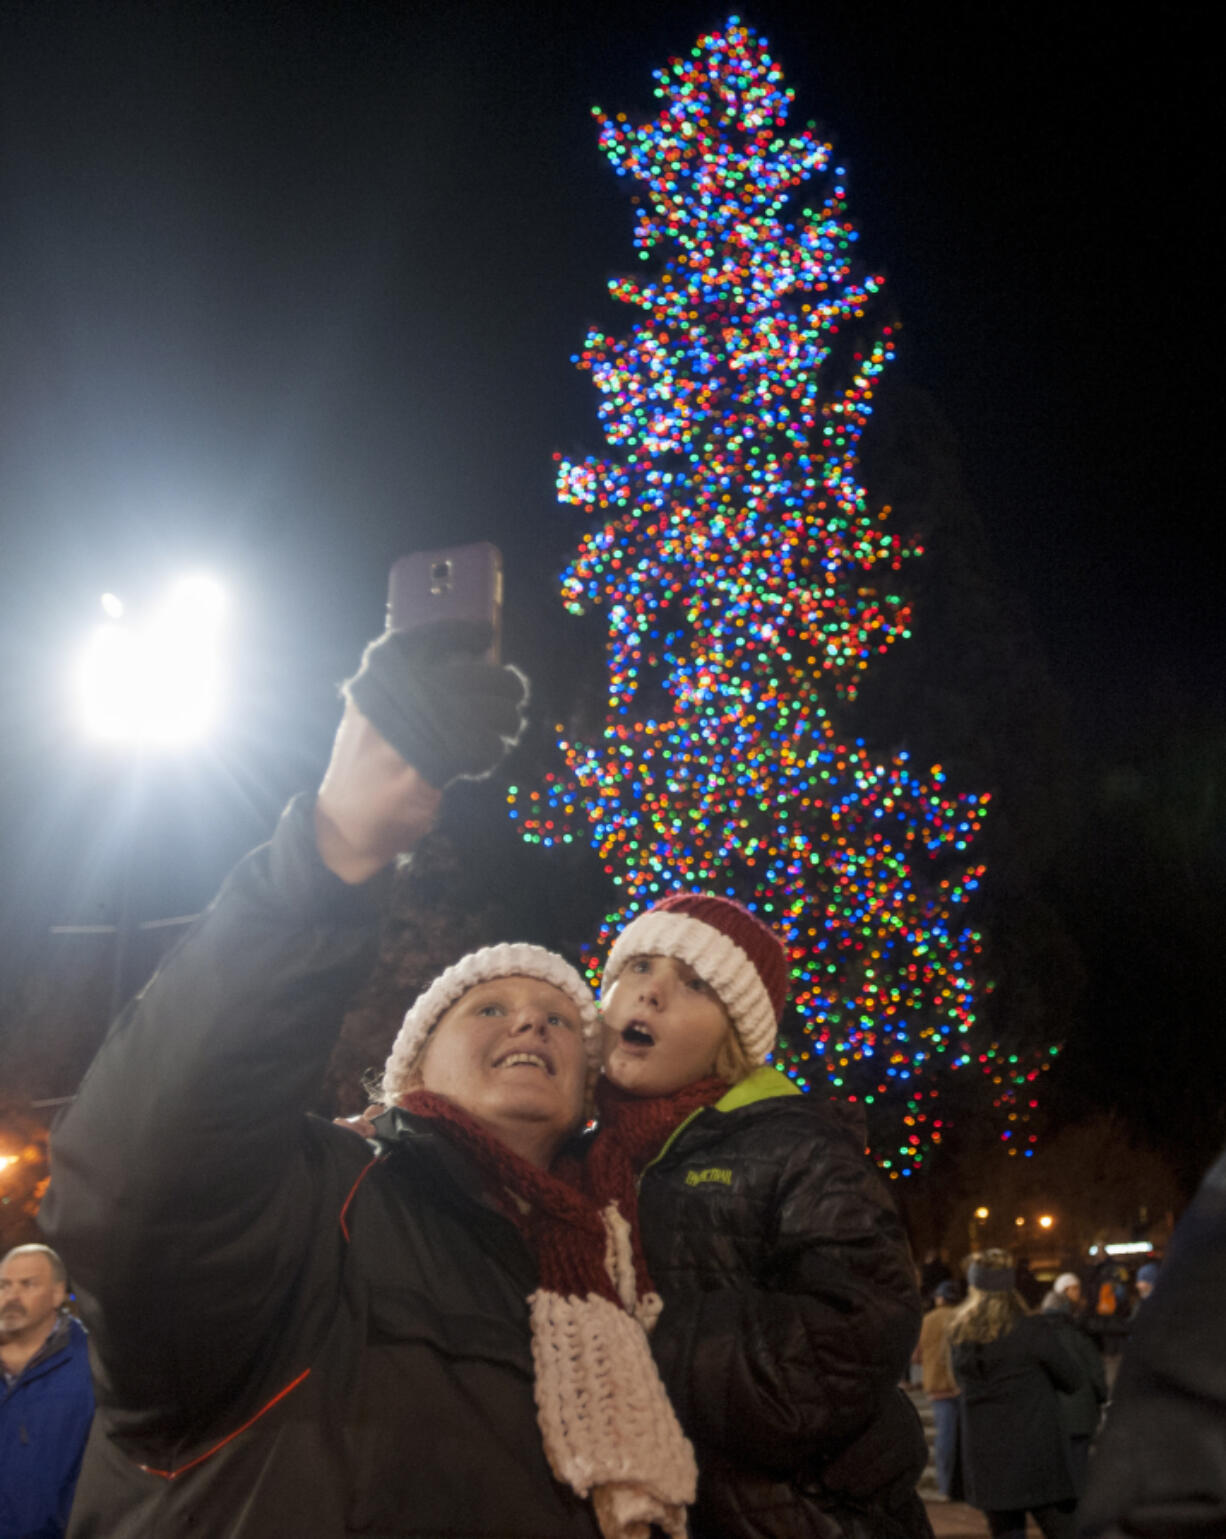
[382, 943, 600, 1104]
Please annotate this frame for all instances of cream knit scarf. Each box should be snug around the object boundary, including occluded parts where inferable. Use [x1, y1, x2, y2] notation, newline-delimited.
[398, 1091, 696, 1539]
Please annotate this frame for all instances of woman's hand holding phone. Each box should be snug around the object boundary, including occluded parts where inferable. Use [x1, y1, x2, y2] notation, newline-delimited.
[314, 614, 528, 884]
[315, 698, 444, 884]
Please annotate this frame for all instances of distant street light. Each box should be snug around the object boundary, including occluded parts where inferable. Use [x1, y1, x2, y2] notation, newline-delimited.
[1038, 1214, 1054, 1229]
[77, 576, 225, 745]
[1014, 1216, 1026, 1227]
[974, 1206, 990, 1220]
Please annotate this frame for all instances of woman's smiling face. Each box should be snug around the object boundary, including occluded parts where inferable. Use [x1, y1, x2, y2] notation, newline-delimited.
[419, 976, 587, 1165]
[601, 953, 734, 1097]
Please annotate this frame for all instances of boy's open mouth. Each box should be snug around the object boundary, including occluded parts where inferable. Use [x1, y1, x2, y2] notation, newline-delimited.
[621, 1022, 655, 1048]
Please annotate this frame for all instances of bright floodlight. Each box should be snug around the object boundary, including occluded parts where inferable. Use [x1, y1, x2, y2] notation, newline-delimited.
[78, 577, 226, 745]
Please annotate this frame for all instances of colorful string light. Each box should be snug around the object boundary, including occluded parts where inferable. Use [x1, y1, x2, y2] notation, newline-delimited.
[510, 16, 1050, 1174]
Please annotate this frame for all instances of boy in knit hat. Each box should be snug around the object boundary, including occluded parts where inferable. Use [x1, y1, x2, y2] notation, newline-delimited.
[579, 892, 932, 1539]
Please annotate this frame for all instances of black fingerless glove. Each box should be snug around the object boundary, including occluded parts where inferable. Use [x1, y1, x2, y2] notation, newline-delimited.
[343, 619, 528, 790]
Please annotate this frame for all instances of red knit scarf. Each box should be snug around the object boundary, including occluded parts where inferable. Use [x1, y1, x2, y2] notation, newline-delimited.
[565, 1075, 727, 1299]
[400, 1077, 726, 1302]
[398, 1089, 618, 1303]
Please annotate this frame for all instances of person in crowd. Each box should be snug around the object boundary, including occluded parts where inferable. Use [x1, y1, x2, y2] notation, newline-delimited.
[1040, 1272, 1084, 1315]
[1039, 1274, 1105, 1497]
[915, 1279, 962, 1502]
[1078, 1149, 1226, 1537]
[0, 1243, 94, 1539]
[920, 1248, 954, 1300]
[43, 622, 695, 1539]
[1014, 1257, 1044, 1309]
[1087, 1264, 1132, 1360]
[1131, 1260, 1159, 1311]
[949, 1249, 1086, 1539]
[580, 894, 931, 1539]
[1095, 1265, 1129, 1318]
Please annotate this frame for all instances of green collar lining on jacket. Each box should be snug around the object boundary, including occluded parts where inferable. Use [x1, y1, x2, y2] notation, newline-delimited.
[714, 1064, 803, 1111]
[640, 1065, 802, 1178]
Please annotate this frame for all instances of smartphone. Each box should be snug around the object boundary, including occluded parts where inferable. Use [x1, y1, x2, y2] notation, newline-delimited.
[386, 541, 503, 662]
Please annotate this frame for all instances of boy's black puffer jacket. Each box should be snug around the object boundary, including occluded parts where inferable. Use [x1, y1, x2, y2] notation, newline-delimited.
[640, 1074, 932, 1539]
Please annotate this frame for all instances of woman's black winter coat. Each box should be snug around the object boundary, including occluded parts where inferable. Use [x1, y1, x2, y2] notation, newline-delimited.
[639, 1080, 932, 1539]
[951, 1314, 1085, 1512]
[41, 798, 602, 1539]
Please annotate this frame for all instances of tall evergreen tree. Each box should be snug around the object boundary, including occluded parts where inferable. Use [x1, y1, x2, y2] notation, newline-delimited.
[512, 16, 1048, 1178]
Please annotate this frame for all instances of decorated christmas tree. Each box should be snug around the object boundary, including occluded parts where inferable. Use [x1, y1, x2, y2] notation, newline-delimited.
[511, 16, 1051, 1177]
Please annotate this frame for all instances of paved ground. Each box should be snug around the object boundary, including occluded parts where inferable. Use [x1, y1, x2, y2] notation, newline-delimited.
[924, 1498, 987, 1536]
[925, 1498, 1042, 1536]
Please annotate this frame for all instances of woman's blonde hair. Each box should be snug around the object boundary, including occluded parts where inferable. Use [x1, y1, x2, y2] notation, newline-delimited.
[947, 1249, 1030, 1346]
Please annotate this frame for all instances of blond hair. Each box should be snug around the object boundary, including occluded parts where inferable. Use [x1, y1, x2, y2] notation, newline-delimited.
[947, 1249, 1029, 1345]
[713, 1026, 753, 1085]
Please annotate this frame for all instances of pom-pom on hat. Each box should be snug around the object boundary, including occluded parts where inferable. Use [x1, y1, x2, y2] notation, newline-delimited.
[601, 893, 789, 1065]
[382, 943, 600, 1105]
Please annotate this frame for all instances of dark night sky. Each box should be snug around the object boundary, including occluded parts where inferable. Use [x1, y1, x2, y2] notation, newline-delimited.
[0, 1, 1216, 946]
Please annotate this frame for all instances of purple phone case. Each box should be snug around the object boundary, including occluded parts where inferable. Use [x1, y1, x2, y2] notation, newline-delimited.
[386, 542, 503, 660]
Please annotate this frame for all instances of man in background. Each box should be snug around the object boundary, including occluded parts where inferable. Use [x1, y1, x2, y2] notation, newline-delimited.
[0, 1244, 94, 1539]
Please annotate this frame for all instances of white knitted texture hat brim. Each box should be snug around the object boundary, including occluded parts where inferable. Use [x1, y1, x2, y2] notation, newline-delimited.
[601, 911, 777, 1064]
[382, 942, 600, 1104]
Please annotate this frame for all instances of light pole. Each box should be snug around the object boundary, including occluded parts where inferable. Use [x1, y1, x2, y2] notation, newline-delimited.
[74, 577, 226, 1016]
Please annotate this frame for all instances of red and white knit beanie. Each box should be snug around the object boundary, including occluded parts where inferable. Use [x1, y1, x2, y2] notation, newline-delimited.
[601, 893, 789, 1064]
[382, 943, 600, 1104]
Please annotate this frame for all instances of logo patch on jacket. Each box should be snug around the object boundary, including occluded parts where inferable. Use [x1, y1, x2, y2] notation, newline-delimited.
[684, 1166, 733, 1187]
